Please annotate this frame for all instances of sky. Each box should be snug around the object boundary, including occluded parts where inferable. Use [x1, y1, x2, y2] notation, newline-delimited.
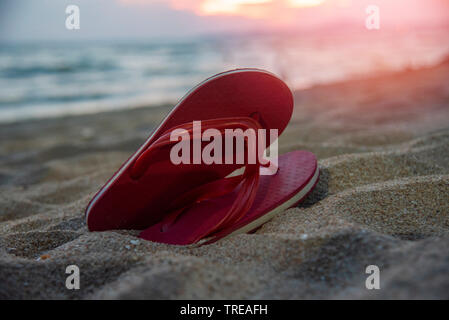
[1, 0, 448, 41]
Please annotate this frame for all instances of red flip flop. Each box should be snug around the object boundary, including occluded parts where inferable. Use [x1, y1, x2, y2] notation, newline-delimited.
[86, 69, 294, 232]
[140, 150, 319, 245]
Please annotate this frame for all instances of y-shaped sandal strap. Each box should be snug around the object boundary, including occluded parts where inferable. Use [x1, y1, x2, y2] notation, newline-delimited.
[130, 116, 263, 179]
[131, 116, 269, 243]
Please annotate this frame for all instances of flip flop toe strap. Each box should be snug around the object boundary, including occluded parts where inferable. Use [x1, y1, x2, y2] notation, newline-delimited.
[130, 116, 263, 179]
[134, 116, 269, 244]
[160, 161, 260, 240]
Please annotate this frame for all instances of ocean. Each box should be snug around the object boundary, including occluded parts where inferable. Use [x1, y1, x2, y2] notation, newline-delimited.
[1, 29, 448, 123]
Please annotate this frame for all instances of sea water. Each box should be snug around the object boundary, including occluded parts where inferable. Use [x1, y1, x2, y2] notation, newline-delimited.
[1, 29, 448, 123]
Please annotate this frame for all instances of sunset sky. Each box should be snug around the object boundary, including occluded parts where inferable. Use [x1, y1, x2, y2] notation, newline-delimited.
[1, 0, 448, 41]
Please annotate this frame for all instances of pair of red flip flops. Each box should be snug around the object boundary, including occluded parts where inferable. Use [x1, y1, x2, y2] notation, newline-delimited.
[85, 69, 319, 245]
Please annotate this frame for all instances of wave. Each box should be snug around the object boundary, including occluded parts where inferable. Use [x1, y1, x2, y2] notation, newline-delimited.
[1, 61, 117, 78]
[1, 30, 449, 123]
[0, 92, 111, 107]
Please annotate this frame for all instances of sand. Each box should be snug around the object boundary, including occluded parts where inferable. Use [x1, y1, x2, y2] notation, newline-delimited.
[1, 59, 449, 299]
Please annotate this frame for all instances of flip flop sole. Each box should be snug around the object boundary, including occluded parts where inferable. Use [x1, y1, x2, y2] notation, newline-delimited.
[205, 160, 319, 245]
[140, 150, 318, 245]
[205, 161, 320, 244]
[86, 69, 293, 231]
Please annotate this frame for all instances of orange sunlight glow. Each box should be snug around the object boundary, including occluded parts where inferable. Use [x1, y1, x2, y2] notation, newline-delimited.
[118, 0, 328, 19]
[201, 0, 271, 15]
[199, 0, 326, 16]
[288, 0, 326, 8]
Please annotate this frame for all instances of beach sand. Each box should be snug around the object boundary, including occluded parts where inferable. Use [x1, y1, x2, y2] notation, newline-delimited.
[1, 59, 449, 299]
